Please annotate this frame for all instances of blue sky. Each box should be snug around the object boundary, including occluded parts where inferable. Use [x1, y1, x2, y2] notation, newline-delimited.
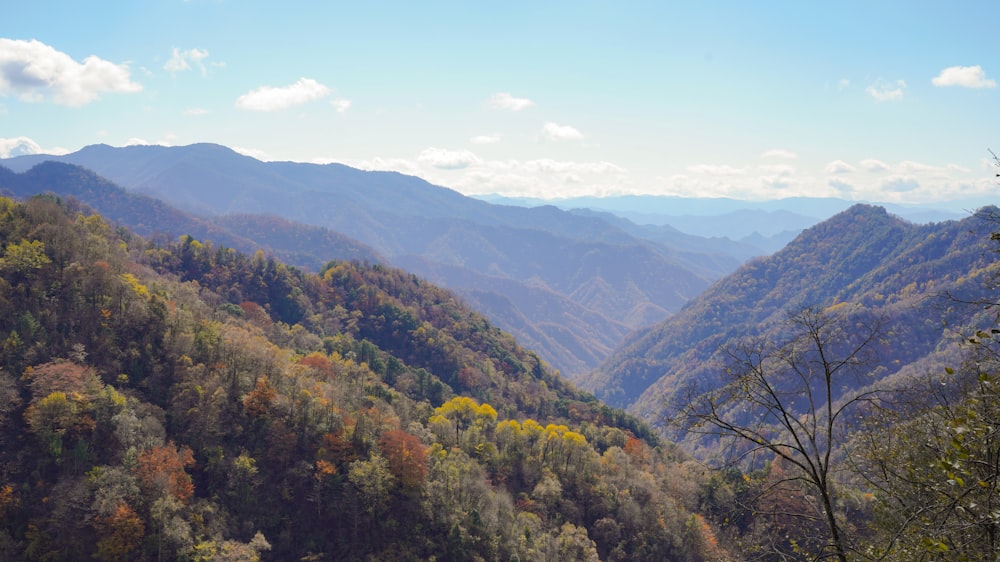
[2, 1, 998, 205]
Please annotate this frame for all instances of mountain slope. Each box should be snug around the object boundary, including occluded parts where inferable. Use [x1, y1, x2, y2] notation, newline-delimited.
[583, 204, 1000, 423]
[3, 144, 738, 377]
[0, 194, 729, 561]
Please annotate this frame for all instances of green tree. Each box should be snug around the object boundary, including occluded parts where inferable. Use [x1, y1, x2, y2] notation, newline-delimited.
[858, 361, 1000, 560]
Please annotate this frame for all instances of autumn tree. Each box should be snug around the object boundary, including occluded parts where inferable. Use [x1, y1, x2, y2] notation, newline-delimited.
[136, 442, 196, 504]
[379, 429, 429, 489]
[675, 307, 886, 561]
[428, 396, 498, 449]
[93, 501, 144, 562]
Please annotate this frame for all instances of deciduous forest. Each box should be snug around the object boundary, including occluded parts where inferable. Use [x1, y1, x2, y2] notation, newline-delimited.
[3, 192, 1000, 561]
[0, 195, 721, 561]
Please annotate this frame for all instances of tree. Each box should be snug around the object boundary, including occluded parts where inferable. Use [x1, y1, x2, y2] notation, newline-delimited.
[379, 429, 428, 489]
[428, 396, 497, 449]
[347, 452, 395, 517]
[94, 502, 144, 562]
[0, 239, 51, 280]
[856, 338, 1000, 560]
[136, 442, 196, 504]
[675, 307, 885, 561]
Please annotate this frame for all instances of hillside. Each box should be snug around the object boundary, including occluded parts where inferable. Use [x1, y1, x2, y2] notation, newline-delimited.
[2, 144, 740, 378]
[0, 194, 728, 561]
[583, 204, 1000, 423]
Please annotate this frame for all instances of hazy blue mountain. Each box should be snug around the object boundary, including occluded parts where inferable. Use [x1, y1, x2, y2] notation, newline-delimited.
[2, 144, 747, 377]
[0, 162, 383, 271]
[478, 193, 975, 243]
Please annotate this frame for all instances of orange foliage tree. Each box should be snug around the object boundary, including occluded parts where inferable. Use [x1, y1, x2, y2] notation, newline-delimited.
[136, 442, 196, 504]
[243, 376, 277, 417]
[94, 502, 145, 562]
[379, 429, 428, 489]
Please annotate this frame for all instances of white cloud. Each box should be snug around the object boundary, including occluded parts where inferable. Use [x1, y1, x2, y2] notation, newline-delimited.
[0, 136, 42, 157]
[541, 122, 584, 141]
[824, 160, 856, 174]
[470, 133, 501, 145]
[235, 78, 332, 111]
[330, 97, 351, 113]
[866, 79, 906, 101]
[351, 156, 423, 175]
[932, 65, 997, 89]
[487, 92, 535, 111]
[0, 38, 142, 106]
[164, 47, 210, 76]
[418, 147, 482, 170]
[125, 133, 175, 147]
[183, 107, 208, 116]
[860, 159, 889, 172]
[0, 136, 70, 158]
[761, 149, 798, 159]
[837, 78, 850, 91]
[232, 146, 271, 161]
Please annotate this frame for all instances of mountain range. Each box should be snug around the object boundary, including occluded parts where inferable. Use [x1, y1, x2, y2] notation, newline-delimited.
[2, 143, 756, 378]
[3, 142, 999, 560]
[477, 193, 977, 240]
[580, 204, 1000, 432]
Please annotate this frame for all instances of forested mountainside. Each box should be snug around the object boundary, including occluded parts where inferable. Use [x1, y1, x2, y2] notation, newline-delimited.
[583, 204, 1000, 420]
[1, 144, 744, 378]
[0, 195, 729, 561]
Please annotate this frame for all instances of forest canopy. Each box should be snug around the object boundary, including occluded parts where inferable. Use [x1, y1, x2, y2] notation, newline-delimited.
[0, 195, 720, 561]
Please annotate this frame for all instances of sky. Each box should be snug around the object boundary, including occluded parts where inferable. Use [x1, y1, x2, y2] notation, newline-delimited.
[2, 1, 999, 206]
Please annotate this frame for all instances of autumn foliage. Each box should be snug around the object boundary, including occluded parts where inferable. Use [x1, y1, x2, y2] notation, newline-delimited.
[379, 429, 429, 488]
[0, 197, 719, 561]
[94, 502, 145, 562]
[136, 442, 195, 504]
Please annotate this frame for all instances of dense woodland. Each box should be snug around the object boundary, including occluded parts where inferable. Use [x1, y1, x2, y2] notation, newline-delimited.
[0, 195, 726, 561]
[3, 186, 1000, 560]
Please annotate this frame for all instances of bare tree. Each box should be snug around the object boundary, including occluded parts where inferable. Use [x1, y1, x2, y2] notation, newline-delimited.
[675, 307, 885, 561]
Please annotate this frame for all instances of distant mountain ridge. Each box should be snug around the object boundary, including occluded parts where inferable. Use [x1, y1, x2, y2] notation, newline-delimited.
[2, 144, 745, 377]
[478, 193, 974, 245]
[581, 204, 1000, 427]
